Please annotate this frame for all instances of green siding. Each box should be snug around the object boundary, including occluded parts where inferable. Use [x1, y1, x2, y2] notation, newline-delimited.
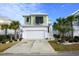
[43, 16, 48, 25]
[24, 15, 48, 25]
[31, 16, 35, 25]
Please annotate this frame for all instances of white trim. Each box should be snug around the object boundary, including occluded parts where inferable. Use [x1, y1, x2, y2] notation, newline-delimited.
[71, 9, 79, 15]
[23, 13, 48, 17]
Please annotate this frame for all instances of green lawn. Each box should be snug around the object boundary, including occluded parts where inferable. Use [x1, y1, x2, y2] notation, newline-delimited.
[0, 41, 19, 52]
[48, 40, 79, 51]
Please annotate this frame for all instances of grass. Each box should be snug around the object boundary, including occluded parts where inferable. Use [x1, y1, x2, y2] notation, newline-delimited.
[48, 40, 79, 51]
[0, 41, 19, 52]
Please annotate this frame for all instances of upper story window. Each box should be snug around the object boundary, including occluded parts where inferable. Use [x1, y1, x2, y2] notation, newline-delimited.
[73, 17, 79, 26]
[35, 16, 43, 24]
[26, 17, 29, 22]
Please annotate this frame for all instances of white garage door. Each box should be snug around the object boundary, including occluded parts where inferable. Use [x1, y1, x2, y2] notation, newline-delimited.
[22, 30, 45, 40]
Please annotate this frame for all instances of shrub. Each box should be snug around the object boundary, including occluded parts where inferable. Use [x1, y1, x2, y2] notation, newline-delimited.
[0, 35, 6, 43]
[58, 40, 64, 43]
[69, 39, 73, 43]
[73, 39, 78, 42]
[12, 36, 15, 40]
[73, 36, 79, 42]
[65, 38, 69, 41]
[53, 34, 60, 38]
[14, 39, 17, 41]
[0, 35, 10, 43]
[45, 38, 48, 40]
[6, 35, 10, 39]
[2, 41, 6, 44]
[19, 38, 22, 41]
[9, 40, 13, 43]
[65, 36, 72, 41]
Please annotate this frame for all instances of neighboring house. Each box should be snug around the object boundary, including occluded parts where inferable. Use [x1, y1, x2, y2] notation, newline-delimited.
[53, 10, 79, 37]
[72, 10, 79, 36]
[22, 13, 53, 40]
[0, 17, 11, 28]
[0, 17, 12, 35]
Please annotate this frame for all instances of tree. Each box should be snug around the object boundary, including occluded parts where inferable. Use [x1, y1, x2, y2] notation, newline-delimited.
[53, 17, 72, 41]
[9, 21, 20, 39]
[1, 24, 9, 35]
[53, 18, 65, 40]
[66, 15, 76, 39]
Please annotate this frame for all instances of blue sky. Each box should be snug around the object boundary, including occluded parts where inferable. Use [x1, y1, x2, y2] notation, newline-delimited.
[0, 3, 79, 25]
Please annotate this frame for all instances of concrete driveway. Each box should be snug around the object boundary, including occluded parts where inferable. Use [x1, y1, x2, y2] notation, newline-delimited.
[3, 40, 56, 55]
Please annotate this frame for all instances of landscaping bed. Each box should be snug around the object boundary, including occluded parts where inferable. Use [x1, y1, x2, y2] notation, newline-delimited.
[0, 41, 19, 52]
[48, 40, 79, 51]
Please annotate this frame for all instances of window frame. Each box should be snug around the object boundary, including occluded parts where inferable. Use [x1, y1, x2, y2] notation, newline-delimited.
[35, 16, 43, 24]
[26, 17, 29, 22]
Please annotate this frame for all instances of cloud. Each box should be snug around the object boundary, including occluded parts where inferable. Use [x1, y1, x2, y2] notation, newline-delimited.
[17, 3, 44, 14]
[0, 3, 43, 25]
[61, 5, 65, 8]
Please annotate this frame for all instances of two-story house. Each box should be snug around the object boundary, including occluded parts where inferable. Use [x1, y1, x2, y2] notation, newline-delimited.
[22, 13, 53, 40]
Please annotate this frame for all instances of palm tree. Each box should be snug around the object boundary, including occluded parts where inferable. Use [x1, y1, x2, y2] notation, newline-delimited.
[53, 17, 72, 41]
[1, 24, 9, 35]
[9, 21, 20, 39]
[53, 18, 66, 40]
[66, 15, 76, 39]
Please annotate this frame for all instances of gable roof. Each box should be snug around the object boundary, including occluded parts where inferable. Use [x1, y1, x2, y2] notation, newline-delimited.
[71, 9, 79, 15]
